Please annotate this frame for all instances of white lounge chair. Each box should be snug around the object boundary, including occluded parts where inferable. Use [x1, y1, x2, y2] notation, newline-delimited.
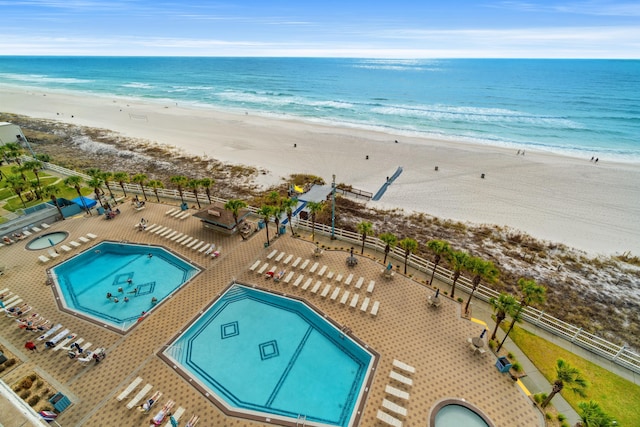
[390, 370, 413, 386]
[176, 235, 189, 244]
[198, 243, 211, 253]
[257, 263, 269, 274]
[180, 237, 194, 246]
[293, 275, 304, 287]
[43, 329, 70, 348]
[349, 294, 359, 308]
[392, 359, 416, 375]
[382, 399, 408, 417]
[300, 259, 310, 270]
[283, 254, 293, 264]
[39, 255, 50, 263]
[385, 385, 409, 401]
[283, 271, 295, 284]
[117, 376, 143, 401]
[266, 249, 278, 260]
[355, 277, 364, 289]
[344, 273, 353, 286]
[340, 290, 350, 305]
[60, 245, 72, 252]
[311, 281, 322, 294]
[37, 324, 62, 341]
[186, 239, 199, 248]
[275, 251, 285, 262]
[155, 227, 168, 235]
[367, 280, 375, 294]
[326, 271, 334, 280]
[321, 285, 331, 297]
[360, 297, 370, 312]
[335, 274, 343, 283]
[164, 407, 185, 426]
[249, 260, 261, 272]
[32, 226, 42, 233]
[160, 228, 174, 237]
[78, 236, 90, 243]
[301, 278, 313, 290]
[292, 257, 302, 268]
[87, 233, 97, 239]
[170, 233, 184, 241]
[371, 301, 380, 316]
[330, 287, 341, 301]
[41, 223, 50, 229]
[317, 265, 327, 276]
[309, 262, 319, 273]
[165, 231, 177, 239]
[377, 410, 403, 427]
[53, 333, 78, 351]
[69, 241, 81, 248]
[61, 338, 84, 351]
[126, 384, 153, 409]
[192, 241, 205, 251]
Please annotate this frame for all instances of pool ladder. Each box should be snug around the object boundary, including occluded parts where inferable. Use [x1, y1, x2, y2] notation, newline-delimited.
[296, 415, 307, 426]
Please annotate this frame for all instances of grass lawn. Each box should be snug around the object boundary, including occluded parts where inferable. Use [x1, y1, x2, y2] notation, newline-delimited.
[509, 325, 640, 426]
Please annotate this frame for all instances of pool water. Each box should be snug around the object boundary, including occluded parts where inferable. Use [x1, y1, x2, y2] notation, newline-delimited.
[435, 404, 490, 427]
[164, 285, 374, 427]
[52, 242, 200, 331]
[26, 231, 68, 250]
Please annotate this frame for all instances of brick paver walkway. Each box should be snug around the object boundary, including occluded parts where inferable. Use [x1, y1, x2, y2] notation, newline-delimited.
[0, 200, 542, 426]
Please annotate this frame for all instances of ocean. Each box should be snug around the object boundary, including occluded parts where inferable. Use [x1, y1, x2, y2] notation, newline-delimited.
[1, 57, 639, 161]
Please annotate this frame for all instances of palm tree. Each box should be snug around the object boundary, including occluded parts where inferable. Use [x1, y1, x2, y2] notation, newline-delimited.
[463, 257, 499, 314]
[64, 175, 91, 214]
[132, 173, 149, 201]
[200, 177, 214, 204]
[2, 142, 23, 165]
[113, 172, 129, 197]
[398, 237, 418, 274]
[378, 232, 397, 264]
[186, 178, 202, 208]
[498, 278, 546, 351]
[356, 221, 374, 254]
[147, 179, 164, 202]
[101, 171, 116, 201]
[23, 160, 43, 190]
[281, 197, 297, 236]
[170, 175, 188, 204]
[87, 176, 105, 208]
[306, 201, 324, 241]
[41, 185, 64, 220]
[488, 293, 519, 341]
[446, 250, 470, 298]
[86, 167, 102, 179]
[11, 164, 28, 182]
[257, 205, 274, 246]
[576, 401, 616, 427]
[542, 359, 588, 408]
[224, 199, 248, 239]
[6, 175, 29, 208]
[426, 239, 451, 286]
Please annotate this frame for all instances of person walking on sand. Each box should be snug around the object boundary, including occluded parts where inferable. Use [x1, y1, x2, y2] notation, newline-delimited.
[25, 341, 38, 352]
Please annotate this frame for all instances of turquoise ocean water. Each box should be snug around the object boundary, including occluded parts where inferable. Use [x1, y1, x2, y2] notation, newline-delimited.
[1, 57, 639, 161]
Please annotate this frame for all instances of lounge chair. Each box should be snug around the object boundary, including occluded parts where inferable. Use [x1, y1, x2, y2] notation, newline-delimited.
[257, 263, 269, 274]
[291, 257, 301, 268]
[184, 414, 199, 427]
[360, 297, 370, 312]
[283, 254, 293, 264]
[186, 239, 199, 248]
[117, 377, 143, 401]
[249, 260, 261, 272]
[180, 237, 194, 246]
[170, 233, 184, 241]
[155, 226, 168, 235]
[61, 338, 84, 352]
[301, 278, 313, 290]
[330, 287, 341, 301]
[266, 249, 278, 259]
[265, 265, 277, 278]
[326, 271, 334, 280]
[44, 329, 70, 348]
[389, 370, 413, 386]
[198, 243, 211, 253]
[317, 265, 327, 276]
[52, 333, 77, 351]
[87, 233, 98, 239]
[377, 410, 403, 427]
[139, 391, 163, 412]
[126, 383, 153, 409]
[48, 249, 60, 259]
[274, 270, 286, 282]
[37, 324, 62, 341]
[299, 259, 310, 270]
[165, 208, 177, 216]
[165, 231, 178, 239]
[385, 385, 409, 401]
[41, 223, 50, 229]
[38, 255, 50, 263]
[192, 241, 204, 251]
[392, 359, 416, 375]
[164, 407, 185, 426]
[321, 284, 331, 297]
[382, 399, 408, 417]
[335, 274, 343, 283]
[150, 400, 175, 425]
[32, 226, 42, 233]
[60, 245, 72, 252]
[275, 251, 285, 262]
[355, 277, 364, 289]
[283, 271, 295, 284]
[309, 262, 319, 273]
[175, 235, 189, 244]
[311, 281, 322, 293]
[349, 294, 359, 308]
[344, 273, 353, 286]
[3, 297, 23, 310]
[340, 290, 350, 305]
[292, 275, 304, 287]
[370, 301, 380, 316]
[367, 280, 375, 294]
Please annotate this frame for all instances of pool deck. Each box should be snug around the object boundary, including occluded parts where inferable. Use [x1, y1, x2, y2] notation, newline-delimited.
[1, 201, 545, 427]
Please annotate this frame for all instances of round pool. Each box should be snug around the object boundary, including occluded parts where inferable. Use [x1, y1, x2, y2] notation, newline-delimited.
[26, 231, 69, 250]
[429, 399, 494, 427]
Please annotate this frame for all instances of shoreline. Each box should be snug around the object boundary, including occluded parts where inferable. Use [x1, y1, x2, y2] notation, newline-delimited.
[2, 85, 640, 255]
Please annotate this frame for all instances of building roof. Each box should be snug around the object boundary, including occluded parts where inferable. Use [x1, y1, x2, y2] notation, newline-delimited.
[193, 202, 250, 230]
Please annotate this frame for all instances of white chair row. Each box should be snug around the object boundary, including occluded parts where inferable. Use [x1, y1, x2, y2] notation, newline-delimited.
[118, 377, 191, 426]
[166, 208, 192, 220]
[147, 225, 219, 257]
[38, 233, 97, 263]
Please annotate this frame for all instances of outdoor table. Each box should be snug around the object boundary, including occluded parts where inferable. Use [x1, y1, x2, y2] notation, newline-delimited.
[428, 296, 441, 307]
[472, 337, 485, 348]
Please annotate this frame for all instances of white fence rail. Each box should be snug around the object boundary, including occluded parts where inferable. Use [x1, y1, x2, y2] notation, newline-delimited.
[37, 158, 640, 374]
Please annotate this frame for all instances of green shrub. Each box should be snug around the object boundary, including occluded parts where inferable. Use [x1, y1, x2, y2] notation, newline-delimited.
[35, 380, 44, 389]
[20, 378, 33, 389]
[0, 365, 5, 373]
[27, 395, 40, 406]
[457, 297, 463, 303]
[6, 359, 16, 367]
[511, 362, 522, 372]
[545, 412, 552, 420]
[28, 374, 37, 381]
[507, 352, 515, 359]
[561, 422, 570, 427]
[488, 340, 496, 350]
[557, 414, 566, 421]
[20, 390, 31, 399]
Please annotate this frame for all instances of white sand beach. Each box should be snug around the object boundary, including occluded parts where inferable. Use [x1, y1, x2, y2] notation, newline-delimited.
[3, 86, 640, 255]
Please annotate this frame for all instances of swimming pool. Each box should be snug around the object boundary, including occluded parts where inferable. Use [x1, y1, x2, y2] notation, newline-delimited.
[429, 399, 494, 427]
[51, 242, 200, 332]
[27, 231, 69, 250]
[162, 284, 376, 427]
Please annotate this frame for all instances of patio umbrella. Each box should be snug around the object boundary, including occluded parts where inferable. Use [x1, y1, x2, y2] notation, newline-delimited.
[48, 238, 55, 247]
[386, 262, 393, 271]
[435, 288, 440, 298]
[480, 329, 486, 338]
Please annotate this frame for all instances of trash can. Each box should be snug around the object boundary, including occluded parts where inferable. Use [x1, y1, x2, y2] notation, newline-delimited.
[49, 392, 72, 412]
[279, 225, 286, 235]
[495, 356, 512, 373]
[97, 206, 105, 215]
[258, 220, 265, 230]
[0, 351, 7, 365]
[264, 242, 269, 248]
[180, 202, 188, 211]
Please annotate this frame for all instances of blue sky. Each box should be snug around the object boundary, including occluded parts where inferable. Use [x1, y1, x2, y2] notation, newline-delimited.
[0, 0, 638, 57]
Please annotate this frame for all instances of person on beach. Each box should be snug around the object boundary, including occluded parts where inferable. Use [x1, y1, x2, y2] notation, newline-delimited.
[25, 341, 38, 352]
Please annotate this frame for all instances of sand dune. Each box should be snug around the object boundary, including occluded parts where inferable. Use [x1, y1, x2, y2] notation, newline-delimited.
[2, 85, 639, 255]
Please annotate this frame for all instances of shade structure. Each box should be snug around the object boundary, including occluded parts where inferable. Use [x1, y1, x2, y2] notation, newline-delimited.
[71, 196, 97, 209]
